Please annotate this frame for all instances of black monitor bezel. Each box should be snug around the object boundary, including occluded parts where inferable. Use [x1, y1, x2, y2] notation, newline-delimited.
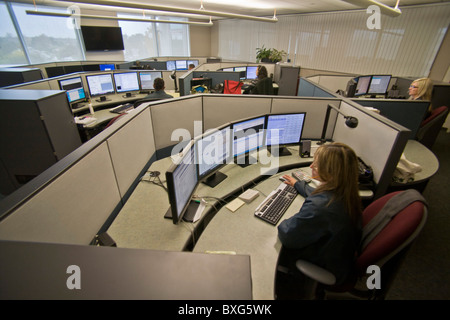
[231, 115, 266, 159]
[264, 112, 307, 148]
[354, 75, 372, 96]
[58, 76, 86, 104]
[113, 71, 140, 93]
[367, 74, 392, 95]
[86, 73, 115, 97]
[195, 123, 232, 183]
[138, 71, 163, 90]
[165, 141, 199, 225]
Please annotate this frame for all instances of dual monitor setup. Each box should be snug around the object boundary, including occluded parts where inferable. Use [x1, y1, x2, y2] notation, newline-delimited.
[220, 66, 258, 81]
[165, 112, 306, 225]
[346, 74, 392, 98]
[58, 71, 163, 105]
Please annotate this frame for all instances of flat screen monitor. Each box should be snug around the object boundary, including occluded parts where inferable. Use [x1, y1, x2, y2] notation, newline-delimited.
[222, 67, 234, 72]
[265, 113, 306, 156]
[86, 73, 115, 97]
[113, 72, 140, 93]
[176, 60, 188, 70]
[355, 76, 371, 96]
[187, 60, 199, 68]
[165, 141, 199, 224]
[246, 66, 258, 80]
[195, 124, 231, 188]
[81, 26, 124, 51]
[368, 75, 391, 95]
[58, 76, 86, 104]
[234, 66, 246, 80]
[139, 71, 163, 90]
[100, 64, 115, 71]
[166, 61, 176, 71]
[232, 116, 265, 167]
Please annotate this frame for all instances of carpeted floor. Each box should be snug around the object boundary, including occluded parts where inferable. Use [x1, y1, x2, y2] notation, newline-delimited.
[386, 128, 450, 300]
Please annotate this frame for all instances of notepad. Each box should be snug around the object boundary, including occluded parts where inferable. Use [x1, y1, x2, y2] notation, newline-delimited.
[226, 198, 245, 212]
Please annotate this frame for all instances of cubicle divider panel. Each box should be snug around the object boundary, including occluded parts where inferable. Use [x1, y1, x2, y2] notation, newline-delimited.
[202, 95, 272, 131]
[0, 142, 122, 245]
[150, 96, 203, 152]
[106, 108, 156, 200]
[271, 97, 340, 140]
[334, 101, 410, 198]
[309, 75, 355, 94]
[298, 78, 336, 98]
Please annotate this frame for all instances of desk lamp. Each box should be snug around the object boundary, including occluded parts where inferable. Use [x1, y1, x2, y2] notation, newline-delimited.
[318, 104, 358, 145]
[170, 70, 178, 92]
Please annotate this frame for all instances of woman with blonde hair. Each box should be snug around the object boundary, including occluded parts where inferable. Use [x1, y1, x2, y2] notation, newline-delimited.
[276, 142, 362, 299]
[409, 77, 433, 101]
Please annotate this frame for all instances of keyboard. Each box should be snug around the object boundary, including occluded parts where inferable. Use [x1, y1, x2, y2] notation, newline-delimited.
[110, 103, 133, 114]
[254, 182, 297, 225]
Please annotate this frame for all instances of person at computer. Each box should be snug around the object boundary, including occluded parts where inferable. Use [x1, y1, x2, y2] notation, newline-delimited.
[409, 77, 433, 117]
[143, 78, 173, 100]
[188, 63, 196, 70]
[275, 142, 362, 299]
[250, 65, 274, 95]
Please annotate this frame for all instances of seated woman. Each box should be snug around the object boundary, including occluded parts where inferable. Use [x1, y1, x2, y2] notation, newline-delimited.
[275, 142, 362, 299]
[250, 65, 274, 95]
[409, 77, 433, 117]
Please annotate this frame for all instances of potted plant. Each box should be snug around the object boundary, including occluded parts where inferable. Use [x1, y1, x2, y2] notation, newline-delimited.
[269, 48, 287, 63]
[256, 46, 286, 63]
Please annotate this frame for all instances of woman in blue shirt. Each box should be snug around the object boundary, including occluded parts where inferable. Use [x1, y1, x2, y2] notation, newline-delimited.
[276, 142, 362, 299]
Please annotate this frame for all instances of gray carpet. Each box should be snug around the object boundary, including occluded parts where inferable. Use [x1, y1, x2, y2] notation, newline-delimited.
[386, 128, 450, 300]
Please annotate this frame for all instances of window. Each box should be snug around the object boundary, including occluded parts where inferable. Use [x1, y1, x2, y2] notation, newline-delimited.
[9, 2, 83, 64]
[0, 1, 27, 65]
[156, 17, 190, 57]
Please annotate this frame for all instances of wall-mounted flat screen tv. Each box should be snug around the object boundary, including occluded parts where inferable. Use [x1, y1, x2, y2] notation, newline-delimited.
[81, 26, 124, 51]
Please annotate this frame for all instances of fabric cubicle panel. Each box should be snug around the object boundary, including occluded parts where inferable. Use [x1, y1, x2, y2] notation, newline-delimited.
[150, 96, 203, 152]
[271, 97, 339, 140]
[333, 101, 409, 198]
[0, 142, 122, 245]
[106, 108, 156, 200]
[202, 95, 272, 131]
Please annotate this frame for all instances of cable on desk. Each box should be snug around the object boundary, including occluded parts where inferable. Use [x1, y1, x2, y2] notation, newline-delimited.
[140, 171, 167, 192]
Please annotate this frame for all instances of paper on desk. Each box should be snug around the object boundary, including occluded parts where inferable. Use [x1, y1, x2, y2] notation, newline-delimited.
[193, 199, 206, 223]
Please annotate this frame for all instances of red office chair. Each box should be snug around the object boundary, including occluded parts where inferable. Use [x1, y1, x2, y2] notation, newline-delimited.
[293, 190, 427, 300]
[416, 106, 448, 150]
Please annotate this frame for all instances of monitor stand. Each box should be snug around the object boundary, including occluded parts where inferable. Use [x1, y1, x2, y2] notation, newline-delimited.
[268, 146, 292, 157]
[164, 201, 200, 223]
[202, 171, 227, 188]
[235, 154, 257, 168]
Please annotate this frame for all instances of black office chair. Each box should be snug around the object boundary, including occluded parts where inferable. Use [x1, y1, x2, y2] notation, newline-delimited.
[133, 98, 165, 108]
[416, 106, 448, 150]
[276, 190, 427, 300]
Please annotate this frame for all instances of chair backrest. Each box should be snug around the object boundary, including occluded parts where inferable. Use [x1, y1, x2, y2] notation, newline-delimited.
[356, 191, 427, 275]
[417, 106, 449, 149]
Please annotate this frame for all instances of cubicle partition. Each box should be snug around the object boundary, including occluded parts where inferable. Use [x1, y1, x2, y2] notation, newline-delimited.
[0, 92, 409, 246]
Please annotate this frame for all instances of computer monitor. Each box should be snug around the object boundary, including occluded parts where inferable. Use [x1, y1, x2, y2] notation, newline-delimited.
[354, 76, 371, 96]
[166, 61, 176, 71]
[234, 66, 247, 80]
[139, 71, 163, 91]
[195, 124, 231, 188]
[165, 141, 199, 224]
[176, 60, 188, 70]
[265, 113, 306, 156]
[222, 67, 234, 72]
[100, 64, 115, 71]
[246, 66, 258, 80]
[86, 73, 115, 97]
[232, 116, 265, 167]
[368, 75, 392, 96]
[58, 76, 86, 105]
[113, 72, 140, 94]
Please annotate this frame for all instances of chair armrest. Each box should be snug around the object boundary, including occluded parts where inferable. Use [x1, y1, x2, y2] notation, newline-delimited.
[295, 259, 336, 285]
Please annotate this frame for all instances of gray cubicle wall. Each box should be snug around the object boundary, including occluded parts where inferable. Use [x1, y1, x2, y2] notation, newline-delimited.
[0, 94, 409, 245]
[353, 99, 429, 138]
[298, 77, 336, 98]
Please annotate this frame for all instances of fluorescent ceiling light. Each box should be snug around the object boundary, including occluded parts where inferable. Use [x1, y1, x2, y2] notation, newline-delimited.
[26, 9, 214, 25]
[56, 0, 278, 22]
[343, 0, 402, 17]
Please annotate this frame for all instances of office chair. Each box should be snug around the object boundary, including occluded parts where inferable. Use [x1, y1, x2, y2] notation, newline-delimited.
[416, 106, 448, 150]
[291, 190, 428, 300]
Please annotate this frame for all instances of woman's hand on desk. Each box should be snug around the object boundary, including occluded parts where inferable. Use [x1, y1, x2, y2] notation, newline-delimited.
[282, 175, 297, 187]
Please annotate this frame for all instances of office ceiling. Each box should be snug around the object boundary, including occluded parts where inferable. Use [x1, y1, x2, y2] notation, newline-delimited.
[83, 0, 449, 18]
